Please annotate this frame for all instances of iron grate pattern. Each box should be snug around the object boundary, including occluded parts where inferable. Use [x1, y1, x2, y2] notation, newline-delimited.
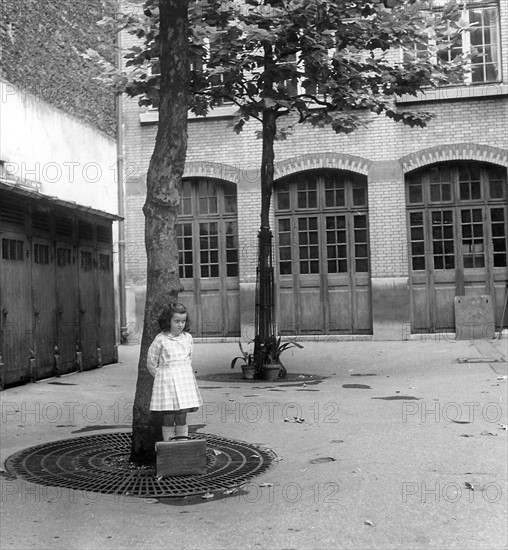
[5, 432, 276, 498]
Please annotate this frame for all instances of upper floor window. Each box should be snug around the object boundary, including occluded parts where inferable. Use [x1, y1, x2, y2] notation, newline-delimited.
[408, 1, 501, 85]
[190, 38, 234, 106]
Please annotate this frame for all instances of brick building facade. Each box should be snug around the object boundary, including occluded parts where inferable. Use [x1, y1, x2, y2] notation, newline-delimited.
[121, 1, 508, 342]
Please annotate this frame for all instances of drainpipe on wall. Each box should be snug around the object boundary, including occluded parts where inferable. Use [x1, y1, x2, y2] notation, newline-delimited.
[115, 1, 127, 344]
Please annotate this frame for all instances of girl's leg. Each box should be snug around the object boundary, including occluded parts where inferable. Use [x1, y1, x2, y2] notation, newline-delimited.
[174, 411, 188, 437]
[162, 412, 176, 441]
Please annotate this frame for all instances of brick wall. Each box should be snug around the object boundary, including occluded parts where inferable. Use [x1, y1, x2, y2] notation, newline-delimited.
[120, 1, 508, 335]
[368, 180, 408, 278]
[237, 187, 260, 283]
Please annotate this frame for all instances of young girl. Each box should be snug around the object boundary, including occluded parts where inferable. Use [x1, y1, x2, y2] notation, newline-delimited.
[147, 303, 202, 441]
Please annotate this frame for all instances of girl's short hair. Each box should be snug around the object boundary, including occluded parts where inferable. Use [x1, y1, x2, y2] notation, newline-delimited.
[158, 303, 190, 332]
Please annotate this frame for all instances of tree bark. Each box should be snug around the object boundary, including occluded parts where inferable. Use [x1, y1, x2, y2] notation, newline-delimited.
[130, 0, 189, 465]
[257, 107, 277, 342]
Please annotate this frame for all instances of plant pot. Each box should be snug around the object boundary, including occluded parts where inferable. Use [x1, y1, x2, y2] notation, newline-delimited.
[262, 364, 281, 381]
[241, 364, 256, 380]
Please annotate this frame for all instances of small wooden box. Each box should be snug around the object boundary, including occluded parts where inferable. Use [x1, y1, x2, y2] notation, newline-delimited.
[155, 437, 207, 477]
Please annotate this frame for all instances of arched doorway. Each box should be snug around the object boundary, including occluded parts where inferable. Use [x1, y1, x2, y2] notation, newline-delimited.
[177, 178, 240, 336]
[406, 162, 507, 332]
[274, 169, 372, 335]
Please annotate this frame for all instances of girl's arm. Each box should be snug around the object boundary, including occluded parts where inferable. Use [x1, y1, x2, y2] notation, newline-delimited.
[146, 336, 162, 377]
[188, 333, 194, 359]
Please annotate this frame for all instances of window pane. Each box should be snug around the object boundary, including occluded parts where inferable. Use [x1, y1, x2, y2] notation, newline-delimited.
[412, 256, 425, 271]
[224, 194, 236, 213]
[297, 181, 317, 209]
[277, 192, 290, 210]
[491, 208, 507, 267]
[408, 183, 423, 203]
[469, 6, 500, 83]
[280, 262, 292, 275]
[352, 186, 366, 206]
[325, 177, 346, 208]
[179, 181, 193, 215]
[489, 176, 505, 199]
[356, 259, 368, 272]
[432, 210, 455, 270]
[278, 217, 292, 275]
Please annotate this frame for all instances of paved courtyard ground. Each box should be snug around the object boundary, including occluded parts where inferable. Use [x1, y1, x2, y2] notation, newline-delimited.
[0, 337, 507, 550]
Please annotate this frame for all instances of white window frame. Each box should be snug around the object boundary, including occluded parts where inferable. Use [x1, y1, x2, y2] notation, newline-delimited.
[408, 1, 502, 86]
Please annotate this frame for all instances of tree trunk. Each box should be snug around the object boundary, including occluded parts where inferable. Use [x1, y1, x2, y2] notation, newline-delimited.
[130, 0, 189, 466]
[257, 107, 277, 342]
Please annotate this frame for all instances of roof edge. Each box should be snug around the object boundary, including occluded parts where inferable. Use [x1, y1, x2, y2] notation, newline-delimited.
[0, 180, 123, 222]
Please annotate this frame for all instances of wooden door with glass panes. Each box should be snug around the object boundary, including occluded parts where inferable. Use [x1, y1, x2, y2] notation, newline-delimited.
[0, 232, 31, 385]
[407, 163, 508, 333]
[31, 236, 57, 379]
[96, 224, 116, 364]
[177, 179, 240, 336]
[55, 242, 78, 374]
[275, 170, 372, 335]
[54, 214, 78, 375]
[77, 221, 99, 368]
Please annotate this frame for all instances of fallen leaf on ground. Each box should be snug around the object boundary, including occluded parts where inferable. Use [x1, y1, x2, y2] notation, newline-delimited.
[310, 457, 336, 464]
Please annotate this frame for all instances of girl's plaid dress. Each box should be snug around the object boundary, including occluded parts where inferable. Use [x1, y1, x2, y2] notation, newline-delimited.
[147, 331, 203, 411]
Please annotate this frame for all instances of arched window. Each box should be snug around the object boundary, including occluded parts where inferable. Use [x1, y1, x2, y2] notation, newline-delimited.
[406, 162, 507, 332]
[275, 170, 369, 276]
[407, 163, 507, 272]
[176, 178, 240, 336]
[177, 178, 238, 279]
[274, 169, 371, 335]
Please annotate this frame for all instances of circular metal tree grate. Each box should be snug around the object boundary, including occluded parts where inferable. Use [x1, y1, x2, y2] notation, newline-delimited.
[4, 432, 276, 498]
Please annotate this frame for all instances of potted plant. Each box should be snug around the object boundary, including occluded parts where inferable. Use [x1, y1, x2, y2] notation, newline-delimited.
[253, 335, 304, 381]
[230, 343, 256, 379]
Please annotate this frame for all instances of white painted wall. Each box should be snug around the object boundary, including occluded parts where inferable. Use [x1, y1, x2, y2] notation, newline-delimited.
[0, 79, 118, 216]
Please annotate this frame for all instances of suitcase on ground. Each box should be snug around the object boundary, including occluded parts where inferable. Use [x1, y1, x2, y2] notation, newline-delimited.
[155, 436, 207, 476]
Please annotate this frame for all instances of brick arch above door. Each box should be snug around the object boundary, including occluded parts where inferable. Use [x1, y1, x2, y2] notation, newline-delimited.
[274, 153, 372, 180]
[184, 161, 242, 185]
[399, 144, 508, 174]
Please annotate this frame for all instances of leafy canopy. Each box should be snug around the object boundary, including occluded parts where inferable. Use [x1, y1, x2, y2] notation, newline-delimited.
[113, 0, 467, 136]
